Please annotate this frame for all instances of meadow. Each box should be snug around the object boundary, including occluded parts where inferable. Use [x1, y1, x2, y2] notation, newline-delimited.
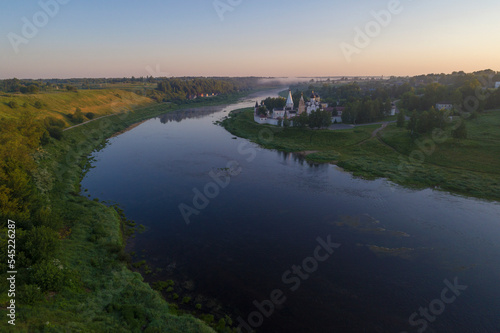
[222, 109, 500, 201]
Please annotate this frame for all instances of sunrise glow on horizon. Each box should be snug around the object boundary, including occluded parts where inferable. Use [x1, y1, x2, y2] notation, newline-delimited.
[1, 0, 499, 79]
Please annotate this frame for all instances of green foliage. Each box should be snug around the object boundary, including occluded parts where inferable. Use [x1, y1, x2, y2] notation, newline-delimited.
[397, 110, 405, 128]
[18, 284, 44, 305]
[7, 100, 18, 109]
[200, 314, 215, 324]
[28, 85, 40, 94]
[69, 108, 85, 124]
[257, 106, 267, 116]
[23, 226, 59, 263]
[29, 259, 66, 291]
[182, 296, 192, 304]
[152, 279, 174, 292]
[195, 303, 202, 310]
[308, 110, 332, 129]
[216, 318, 227, 331]
[223, 108, 500, 201]
[85, 112, 95, 119]
[0, 93, 221, 333]
[262, 97, 286, 111]
[156, 77, 242, 102]
[407, 110, 418, 136]
[293, 112, 309, 128]
[452, 121, 468, 139]
[34, 101, 43, 109]
[47, 125, 63, 140]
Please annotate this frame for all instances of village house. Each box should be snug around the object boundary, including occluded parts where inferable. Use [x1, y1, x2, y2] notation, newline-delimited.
[435, 102, 454, 111]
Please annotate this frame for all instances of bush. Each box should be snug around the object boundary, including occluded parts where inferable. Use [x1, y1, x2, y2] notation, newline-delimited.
[69, 108, 85, 124]
[18, 284, 43, 305]
[7, 101, 18, 109]
[85, 112, 95, 119]
[23, 226, 59, 263]
[29, 259, 66, 291]
[47, 126, 63, 140]
[34, 101, 43, 109]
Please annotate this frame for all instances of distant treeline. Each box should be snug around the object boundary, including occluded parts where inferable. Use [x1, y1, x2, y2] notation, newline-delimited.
[0, 76, 262, 96]
[155, 77, 244, 101]
[288, 69, 500, 124]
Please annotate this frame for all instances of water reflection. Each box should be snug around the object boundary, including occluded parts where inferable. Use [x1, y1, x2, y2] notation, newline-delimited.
[81, 91, 500, 333]
[158, 106, 224, 124]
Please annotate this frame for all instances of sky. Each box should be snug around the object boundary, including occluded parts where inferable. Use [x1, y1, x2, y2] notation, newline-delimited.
[1, 0, 499, 79]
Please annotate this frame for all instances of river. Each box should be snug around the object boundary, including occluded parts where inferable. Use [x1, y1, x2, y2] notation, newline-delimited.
[81, 89, 500, 333]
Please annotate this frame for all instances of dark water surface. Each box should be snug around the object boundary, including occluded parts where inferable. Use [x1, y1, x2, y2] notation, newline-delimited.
[82, 90, 500, 333]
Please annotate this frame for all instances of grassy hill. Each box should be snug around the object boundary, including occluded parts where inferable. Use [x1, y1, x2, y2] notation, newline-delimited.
[0, 89, 153, 125]
[0, 90, 237, 332]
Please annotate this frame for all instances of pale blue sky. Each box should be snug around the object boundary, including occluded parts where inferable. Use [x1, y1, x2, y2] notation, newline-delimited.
[1, 0, 499, 78]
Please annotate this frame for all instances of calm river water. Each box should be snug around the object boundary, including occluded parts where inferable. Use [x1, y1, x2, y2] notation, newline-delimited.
[82, 89, 500, 333]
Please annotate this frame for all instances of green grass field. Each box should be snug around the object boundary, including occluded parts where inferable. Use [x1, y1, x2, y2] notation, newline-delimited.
[0, 89, 153, 124]
[223, 109, 500, 201]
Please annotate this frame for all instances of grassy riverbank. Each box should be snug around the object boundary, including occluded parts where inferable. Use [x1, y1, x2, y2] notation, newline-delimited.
[0, 88, 262, 332]
[222, 109, 500, 201]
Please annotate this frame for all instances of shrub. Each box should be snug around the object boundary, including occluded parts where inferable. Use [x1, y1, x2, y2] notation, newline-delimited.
[29, 259, 66, 291]
[70, 108, 85, 123]
[7, 101, 18, 109]
[85, 112, 95, 119]
[23, 226, 59, 263]
[47, 126, 63, 140]
[34, 101, 43, 109]
[18, 284, 43, 305]
[200, 314, 214, 324]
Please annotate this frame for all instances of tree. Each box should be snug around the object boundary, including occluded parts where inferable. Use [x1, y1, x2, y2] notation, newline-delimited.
[69, 108, 85, 124]
[397, 110, 405, 128]
[28, 85, 39, 94]
[407, 110, 418, 136]
[452, 121, 467, 139]
[257, 106, 267, 116]
[283, 113, 291, 128]
[309, 110, 331, 129]
[293, 112, 309, 128]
